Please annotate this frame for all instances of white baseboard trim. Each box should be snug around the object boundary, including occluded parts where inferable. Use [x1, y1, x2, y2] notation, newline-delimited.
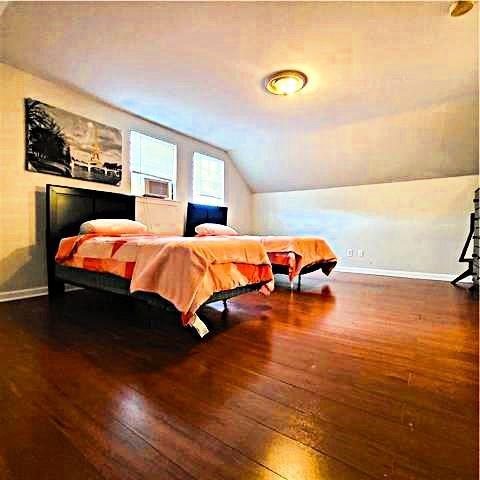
[0, 267, 470, 302]
[335, 266, 470, 283]
[0, 284, 83, 303]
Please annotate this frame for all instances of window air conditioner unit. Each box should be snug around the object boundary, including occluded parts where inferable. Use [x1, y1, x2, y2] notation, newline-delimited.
[144, 178, 172, 199]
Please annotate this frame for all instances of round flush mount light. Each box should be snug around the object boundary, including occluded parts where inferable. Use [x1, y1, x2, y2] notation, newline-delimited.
[449, 1, 474, 16]
[265, 70, 308, 96]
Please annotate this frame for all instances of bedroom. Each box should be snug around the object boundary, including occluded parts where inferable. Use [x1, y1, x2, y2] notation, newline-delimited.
[0, 1, 478, 479]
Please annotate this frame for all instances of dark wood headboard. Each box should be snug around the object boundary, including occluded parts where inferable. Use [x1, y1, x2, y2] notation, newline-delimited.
[184, 202, 228, 236]
[46, 184, 136, 290]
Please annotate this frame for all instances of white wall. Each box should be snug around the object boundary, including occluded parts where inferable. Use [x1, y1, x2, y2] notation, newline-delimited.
[253, 176, 478, 276]
[0, 63, 252, 292]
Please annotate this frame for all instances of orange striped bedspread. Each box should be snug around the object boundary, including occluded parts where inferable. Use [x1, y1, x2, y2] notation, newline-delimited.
[241, 236, 337, 281]
[56, 234, 274, 325]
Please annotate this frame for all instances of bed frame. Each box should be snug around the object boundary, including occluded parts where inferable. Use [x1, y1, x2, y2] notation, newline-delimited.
[185, 202, 337, 291]
[46, 185, 266, 322]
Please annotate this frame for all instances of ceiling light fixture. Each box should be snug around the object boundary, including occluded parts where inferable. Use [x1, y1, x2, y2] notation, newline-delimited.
[449, 1, 474, 16]
[265, 70, 308, 96]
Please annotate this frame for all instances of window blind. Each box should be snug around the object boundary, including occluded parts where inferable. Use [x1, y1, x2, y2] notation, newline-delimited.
[193, 153, 225, 206]
[130, 131, 177, 197]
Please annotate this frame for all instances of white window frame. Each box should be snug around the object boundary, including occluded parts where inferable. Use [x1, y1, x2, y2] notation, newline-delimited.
[192, 152, 225, 206]
[129, 130, 177, 199]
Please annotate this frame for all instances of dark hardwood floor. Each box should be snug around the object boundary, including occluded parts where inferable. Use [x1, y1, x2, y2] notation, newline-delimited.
[0, 272, 478, 480]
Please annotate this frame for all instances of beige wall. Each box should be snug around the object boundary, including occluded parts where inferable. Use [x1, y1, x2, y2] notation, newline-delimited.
[253, 175, 478, 276]
[0, 63, 252, 292]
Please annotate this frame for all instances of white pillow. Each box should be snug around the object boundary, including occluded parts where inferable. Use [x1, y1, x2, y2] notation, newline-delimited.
[79, 219, 148, 235]
[195, 223, 239, 236]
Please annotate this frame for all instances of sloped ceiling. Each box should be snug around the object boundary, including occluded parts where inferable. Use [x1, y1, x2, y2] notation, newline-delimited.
[1, 1, 478, 192]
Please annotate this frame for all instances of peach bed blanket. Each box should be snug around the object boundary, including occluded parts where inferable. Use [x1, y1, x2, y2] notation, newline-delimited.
[242, 236, 337, 281]
[56, 234, 273, 325]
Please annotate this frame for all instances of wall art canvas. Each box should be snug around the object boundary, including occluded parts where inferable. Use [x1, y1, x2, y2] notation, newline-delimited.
[25, 98, 122, 186]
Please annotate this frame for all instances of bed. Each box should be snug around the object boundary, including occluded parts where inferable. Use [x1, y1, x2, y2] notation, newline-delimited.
[46, 185, 272, 337]
[185, 203, 337, 291]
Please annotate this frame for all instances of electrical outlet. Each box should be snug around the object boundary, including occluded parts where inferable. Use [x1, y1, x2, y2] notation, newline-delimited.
[357, 249, 364, 257]
[347, 248, 353, 257]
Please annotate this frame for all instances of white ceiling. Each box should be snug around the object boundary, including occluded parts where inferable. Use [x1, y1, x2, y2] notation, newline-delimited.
[1, 1, 478, 192]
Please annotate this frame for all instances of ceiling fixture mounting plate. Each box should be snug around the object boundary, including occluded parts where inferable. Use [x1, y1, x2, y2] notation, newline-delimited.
[449, 1, 474, 16]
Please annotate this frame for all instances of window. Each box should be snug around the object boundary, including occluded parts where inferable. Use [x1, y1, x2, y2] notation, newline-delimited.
[130, 131, 177, 198]
[193, 153, 225, 206]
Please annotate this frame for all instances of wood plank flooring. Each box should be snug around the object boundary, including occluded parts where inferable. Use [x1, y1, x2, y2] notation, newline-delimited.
[0, 272, 477, 480]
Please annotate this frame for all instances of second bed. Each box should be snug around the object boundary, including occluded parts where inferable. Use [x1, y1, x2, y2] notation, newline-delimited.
[185, 202, 337, 290]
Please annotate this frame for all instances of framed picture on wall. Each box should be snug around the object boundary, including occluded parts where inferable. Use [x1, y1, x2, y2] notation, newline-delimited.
[25, 98, 122, 186]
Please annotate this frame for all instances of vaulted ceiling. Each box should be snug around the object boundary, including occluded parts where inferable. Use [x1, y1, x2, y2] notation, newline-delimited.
[1, 1, 478, 192]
